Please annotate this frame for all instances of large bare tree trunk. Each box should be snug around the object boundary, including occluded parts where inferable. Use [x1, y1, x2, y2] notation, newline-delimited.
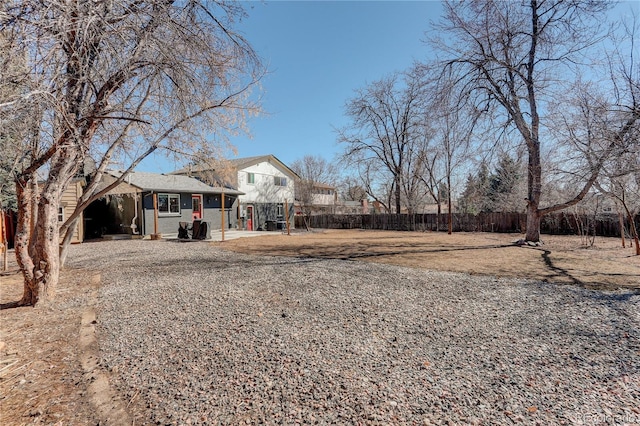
[524, 137, 543, 242]
[15, 145, 78, 305]
[15, 177, 65, 306]
[525, 204, 542, 243]
[14, 177, 37, 305]
[31, 199, 61, 303]
[394, 176, 402, 218]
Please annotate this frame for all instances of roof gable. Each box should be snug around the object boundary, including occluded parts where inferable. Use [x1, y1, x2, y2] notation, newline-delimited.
[230, 155, 299, 179]
[172, 154, 300, 180]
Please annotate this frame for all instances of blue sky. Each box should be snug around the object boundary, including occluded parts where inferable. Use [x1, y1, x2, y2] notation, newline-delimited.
[139, 0, 638, 174]
[140, 0, 442, 172]
[231, 1, 442, 165]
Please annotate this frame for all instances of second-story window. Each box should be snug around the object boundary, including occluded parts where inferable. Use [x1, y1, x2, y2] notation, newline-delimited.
[274, 176, 287, 187]
[247, 172, 255, 184]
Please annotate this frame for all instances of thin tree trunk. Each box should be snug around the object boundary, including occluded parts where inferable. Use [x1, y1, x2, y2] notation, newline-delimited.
[619, 211, 626, 248]
[1, 211, 7, 272]
[59, 215, 81, 267]
[29, 179, 38, 254]
[447, 174, 452, 235]
[627, 212, 640, 256]
[394, 177, 401, 219]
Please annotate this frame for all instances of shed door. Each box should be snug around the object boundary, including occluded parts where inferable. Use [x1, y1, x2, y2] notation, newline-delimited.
[192, 195, 202, 220]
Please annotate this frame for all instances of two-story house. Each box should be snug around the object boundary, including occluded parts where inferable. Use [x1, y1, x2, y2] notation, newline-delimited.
[174, 155, 298, 231]
[294, 181, 337, 216]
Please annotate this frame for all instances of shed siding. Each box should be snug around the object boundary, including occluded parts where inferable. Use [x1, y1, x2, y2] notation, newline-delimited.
[60, 180, 84, 243]
[141, 192, 240, 235]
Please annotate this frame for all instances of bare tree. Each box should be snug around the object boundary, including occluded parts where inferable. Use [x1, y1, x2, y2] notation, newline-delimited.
[338, 72, 428, 218]
[598, 173, 640, 254]
[434, 0, 639, 242]
[336, 176, 367, 203]
[290, 155, 338, 229]
[551, 10, 640, 253]
[596, 12, 640, 255]
[340, 153, 393, 213]
[425, 66, 481, 233]
[1, 1, 263, 306]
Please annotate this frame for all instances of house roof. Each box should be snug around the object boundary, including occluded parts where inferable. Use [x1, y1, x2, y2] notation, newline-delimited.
[106, 170, 244, 195]
[172, 154, 300, 179]
[230, 155, 300, 179]
[311, 181, 335, 190]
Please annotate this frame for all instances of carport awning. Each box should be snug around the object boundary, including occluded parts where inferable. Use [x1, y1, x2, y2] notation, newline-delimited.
[103, 181, 142, 195]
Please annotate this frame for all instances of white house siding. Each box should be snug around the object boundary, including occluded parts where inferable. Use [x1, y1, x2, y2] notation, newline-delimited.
[237, 161, 295, 204]
[312, 192, 335, 206]
[236, 160, 295, 230]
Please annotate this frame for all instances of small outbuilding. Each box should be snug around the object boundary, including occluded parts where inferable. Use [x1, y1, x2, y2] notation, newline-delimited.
[84, 170, 243, 239]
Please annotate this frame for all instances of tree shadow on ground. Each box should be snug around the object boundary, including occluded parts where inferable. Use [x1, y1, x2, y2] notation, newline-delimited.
[539, 249, 584, 286]
[0, 270, 23, 310]
[247, 241, 517, 260]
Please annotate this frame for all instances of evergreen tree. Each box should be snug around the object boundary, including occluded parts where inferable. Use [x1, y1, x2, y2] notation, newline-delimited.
[459, 161, 491, 214]
[489, 153, 525, 212]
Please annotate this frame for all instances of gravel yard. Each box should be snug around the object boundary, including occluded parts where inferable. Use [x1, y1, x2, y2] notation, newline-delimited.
[66, 239, 639, 425]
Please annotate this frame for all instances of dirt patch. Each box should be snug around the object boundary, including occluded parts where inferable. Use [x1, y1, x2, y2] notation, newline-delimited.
[0, 264, 130, 425]
[214, 230, 640, 291]
[0, 267, 100, 425]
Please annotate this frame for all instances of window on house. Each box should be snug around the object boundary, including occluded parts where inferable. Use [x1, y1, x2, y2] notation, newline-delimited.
[274, 176, 287, 187]
[158, 193, 180, 215]
[247, 172, 255, 184]
[58, 206, 64, 222]
[277, 204, 284, 217]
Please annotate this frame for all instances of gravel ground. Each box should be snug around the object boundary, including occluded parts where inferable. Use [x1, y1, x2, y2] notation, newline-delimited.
[67, 240, 640, 425]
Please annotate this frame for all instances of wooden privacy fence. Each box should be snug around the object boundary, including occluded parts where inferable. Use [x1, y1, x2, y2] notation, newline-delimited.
[295, 212, 638, 237]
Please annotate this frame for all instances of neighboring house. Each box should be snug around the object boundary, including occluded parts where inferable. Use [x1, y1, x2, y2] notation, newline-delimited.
[84, 170, 243, 238]
[294, 181, 337, 215]
[333, 199, 371, 215]
[311, 182, 337, 206]
[174, 155, 298, 231]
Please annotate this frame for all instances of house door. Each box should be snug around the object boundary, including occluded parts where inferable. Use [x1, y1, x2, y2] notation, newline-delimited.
[246, 205, 254, 231]
[192, 195, 202, 220]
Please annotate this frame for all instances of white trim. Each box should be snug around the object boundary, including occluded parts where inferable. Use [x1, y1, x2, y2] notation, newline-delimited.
[158, 193, 181, 216]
